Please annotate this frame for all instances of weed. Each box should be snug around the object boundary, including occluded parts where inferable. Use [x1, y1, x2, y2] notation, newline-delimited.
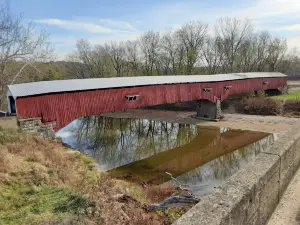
[54, 194, 95, 215]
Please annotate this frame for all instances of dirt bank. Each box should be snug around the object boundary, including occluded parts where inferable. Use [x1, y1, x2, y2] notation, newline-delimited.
[0, 128, 189, 225]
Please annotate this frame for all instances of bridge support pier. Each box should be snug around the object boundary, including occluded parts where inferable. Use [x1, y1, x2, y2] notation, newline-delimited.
[18, 118, 56, 140]
[279, 85, 288, 95]
[196, 99, 222, 121]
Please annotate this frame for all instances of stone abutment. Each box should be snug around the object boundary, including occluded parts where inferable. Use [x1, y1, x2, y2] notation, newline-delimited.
[18, 118, 56, 140]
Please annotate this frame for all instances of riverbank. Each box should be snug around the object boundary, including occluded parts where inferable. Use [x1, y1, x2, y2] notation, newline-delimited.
[102, 109, 299, 134]
[0, 127, 192, 225]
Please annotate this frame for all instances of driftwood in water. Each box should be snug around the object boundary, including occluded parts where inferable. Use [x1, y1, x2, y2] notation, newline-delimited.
[144, 196, 200, 211]
[113, 172, 200, 212]
[142, 172, 200, 211]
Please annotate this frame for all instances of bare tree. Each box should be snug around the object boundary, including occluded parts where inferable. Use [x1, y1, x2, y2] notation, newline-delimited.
[176, 21, 208, 74]
[159, 30, 185, 75]
[105, 42, 126, 77]
[89, 44, 115, 77]
[66, 39, 93, 78]
[0, 3, 52, 107]
[139, 31, 160, 76]
[215, 18, 253, 72]
[252, 32, 271, 72]
[124, 40, 141, 76]
[67, 39, 115, 78]
[267, 38, 287, 71]
[200, 37, 223, 74]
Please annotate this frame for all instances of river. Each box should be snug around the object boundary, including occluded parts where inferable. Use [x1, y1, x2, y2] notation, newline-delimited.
[56, 115, 275, 197]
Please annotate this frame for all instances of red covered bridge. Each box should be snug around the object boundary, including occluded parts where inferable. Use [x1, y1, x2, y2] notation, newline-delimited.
[7, 72, 287, 131]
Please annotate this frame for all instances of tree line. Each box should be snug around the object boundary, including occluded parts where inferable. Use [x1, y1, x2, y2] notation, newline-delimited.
[67, 19, 300, 78]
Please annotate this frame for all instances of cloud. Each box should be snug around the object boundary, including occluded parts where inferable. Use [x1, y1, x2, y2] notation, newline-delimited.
[98, 19, 138, 32]
[35, 18, 136, 33]
[272, 24, 300, 31]
[37, 0, 300, 60]
[235, 0, 300, 19]
[287, 36, 300, 49]
[137, 0, 300, 31]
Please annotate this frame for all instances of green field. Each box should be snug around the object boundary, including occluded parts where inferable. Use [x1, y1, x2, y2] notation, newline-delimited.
[273, 91, 300, 100]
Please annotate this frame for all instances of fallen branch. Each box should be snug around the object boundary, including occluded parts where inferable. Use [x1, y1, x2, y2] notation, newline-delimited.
[144, 195, 200, 211]
[166, 172, 193, 196]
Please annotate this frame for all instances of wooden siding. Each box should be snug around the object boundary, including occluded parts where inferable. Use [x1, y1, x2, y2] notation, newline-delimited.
[16, 77, 287, 131]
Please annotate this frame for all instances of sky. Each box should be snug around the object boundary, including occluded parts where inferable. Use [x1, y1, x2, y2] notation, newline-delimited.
[3, 0, 300, 59]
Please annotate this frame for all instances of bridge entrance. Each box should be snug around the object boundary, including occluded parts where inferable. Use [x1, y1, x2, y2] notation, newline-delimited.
[8, 96, 16, 114]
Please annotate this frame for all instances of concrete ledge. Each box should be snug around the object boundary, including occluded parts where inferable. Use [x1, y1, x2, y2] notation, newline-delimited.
[18, 117, 42, 122]
[174, 121, 300, 225]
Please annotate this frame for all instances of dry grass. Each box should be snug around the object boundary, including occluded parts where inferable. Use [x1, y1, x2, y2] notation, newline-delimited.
[145, 185, 175, 203]
[0, 116, 18, 129]
[283, 100, 300, 117]
[0, 128, 179, 225]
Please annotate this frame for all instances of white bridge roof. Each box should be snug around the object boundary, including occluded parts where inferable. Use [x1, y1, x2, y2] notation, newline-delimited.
[8, 72, 287, 98]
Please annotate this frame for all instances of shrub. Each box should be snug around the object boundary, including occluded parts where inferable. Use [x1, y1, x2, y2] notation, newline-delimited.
[283, 100, 300, 117]
[235, 97, 282, 115]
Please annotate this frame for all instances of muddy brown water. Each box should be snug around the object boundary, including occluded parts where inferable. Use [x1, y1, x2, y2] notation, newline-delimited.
[56, 116, 274, 197]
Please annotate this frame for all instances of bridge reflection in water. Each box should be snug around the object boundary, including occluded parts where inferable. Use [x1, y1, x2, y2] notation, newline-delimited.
[57, 116, 274, 196]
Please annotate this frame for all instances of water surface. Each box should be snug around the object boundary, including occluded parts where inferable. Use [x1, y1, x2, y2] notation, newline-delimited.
[57, 116, 274, 196]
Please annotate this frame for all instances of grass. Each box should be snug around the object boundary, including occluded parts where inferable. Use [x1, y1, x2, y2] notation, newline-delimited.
[272, 91, 300, 100]
[0, 117, 18, 129]
[0, 128, 98, 224]
[0, 127, 177, 225]
[0, 185, 92, 224]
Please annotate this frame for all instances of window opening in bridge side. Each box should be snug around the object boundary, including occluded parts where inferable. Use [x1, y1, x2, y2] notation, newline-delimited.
[125, 95, 139, 100]
[224, 86, 232, 91]
[203, 88, 212, 92]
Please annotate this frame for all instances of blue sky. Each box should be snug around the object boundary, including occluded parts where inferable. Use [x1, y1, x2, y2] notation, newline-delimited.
[3, 0, 300, 59]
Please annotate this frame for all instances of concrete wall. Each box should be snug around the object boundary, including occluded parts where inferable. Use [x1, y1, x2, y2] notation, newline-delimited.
[175, 121, 300, 225]
[18, 118, 56, 140]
